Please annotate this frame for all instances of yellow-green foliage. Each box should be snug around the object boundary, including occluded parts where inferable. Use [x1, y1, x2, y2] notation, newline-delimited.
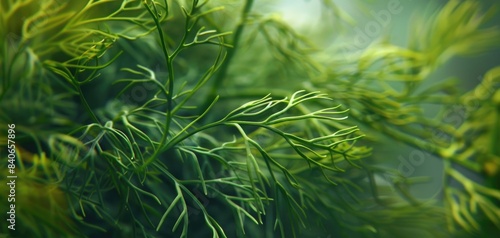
[1, 0, 499, 237]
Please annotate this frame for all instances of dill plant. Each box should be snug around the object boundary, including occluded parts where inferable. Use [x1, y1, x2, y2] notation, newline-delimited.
[0, 0, 499, 237]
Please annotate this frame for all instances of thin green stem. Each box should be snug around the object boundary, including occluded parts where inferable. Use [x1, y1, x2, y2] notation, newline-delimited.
[76, 85, 100, 124]
[141, 1, 174, 168]
[202, 0, 254, 111]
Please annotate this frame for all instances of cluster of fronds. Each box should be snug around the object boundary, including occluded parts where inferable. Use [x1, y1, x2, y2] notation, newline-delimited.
[1, 0, 499, 237]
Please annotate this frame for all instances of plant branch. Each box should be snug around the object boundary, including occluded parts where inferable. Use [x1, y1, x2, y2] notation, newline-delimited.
[202, 0, 254, 111]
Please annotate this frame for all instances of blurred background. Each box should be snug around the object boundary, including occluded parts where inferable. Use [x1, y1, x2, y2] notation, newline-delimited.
[272, 0, 500, 200]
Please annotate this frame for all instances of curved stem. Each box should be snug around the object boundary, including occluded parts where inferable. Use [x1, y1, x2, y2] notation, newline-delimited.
[202, 0, 254, 111]
[142, 1, 174, 167]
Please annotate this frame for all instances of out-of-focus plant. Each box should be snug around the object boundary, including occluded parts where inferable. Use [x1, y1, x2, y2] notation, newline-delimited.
[0, 0, 499, 237]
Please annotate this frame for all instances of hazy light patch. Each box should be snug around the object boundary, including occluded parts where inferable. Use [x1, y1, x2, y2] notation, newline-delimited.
[276, 1, 360, 29]
[273, 0, 322, 30]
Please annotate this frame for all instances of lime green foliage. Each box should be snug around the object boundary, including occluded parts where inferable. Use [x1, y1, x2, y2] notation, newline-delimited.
[0, 149, 79, 237]
[0, 0, 499, 237]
